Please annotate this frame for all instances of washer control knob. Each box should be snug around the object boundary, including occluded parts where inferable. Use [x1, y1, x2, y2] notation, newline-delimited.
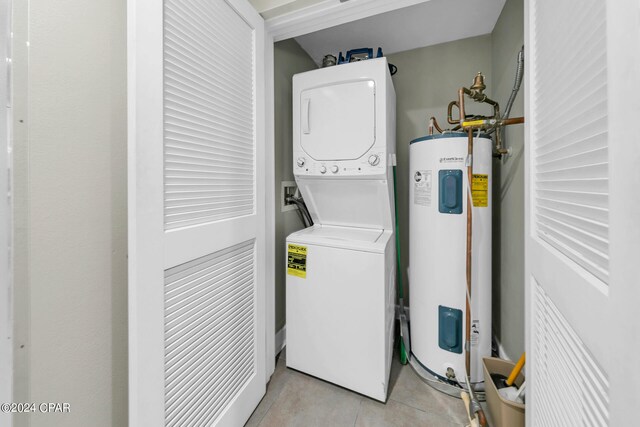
[320, 165, 327, 174]
[368, 154, 380, 166]
[331, 165, 339, 174]
[296, 157, 306, 167]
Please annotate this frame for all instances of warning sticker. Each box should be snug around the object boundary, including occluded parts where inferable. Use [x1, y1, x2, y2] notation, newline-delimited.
[287, 244, 307, 279]
[471, 174, 488, 207]
[471, 320, 480, 347]
[413, 170, 432, 206]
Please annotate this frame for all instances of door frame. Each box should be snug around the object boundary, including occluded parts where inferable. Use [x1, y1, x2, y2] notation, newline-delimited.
[605, 2, 640, 422]
[0, 0, 12, 426]
[524, 0, 640, 424]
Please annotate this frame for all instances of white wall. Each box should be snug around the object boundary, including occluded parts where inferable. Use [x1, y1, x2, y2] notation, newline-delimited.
[12, 0, 128, 425]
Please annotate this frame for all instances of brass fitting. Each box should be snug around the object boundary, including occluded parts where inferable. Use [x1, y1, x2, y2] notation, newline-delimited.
[470, 72, 486, 93]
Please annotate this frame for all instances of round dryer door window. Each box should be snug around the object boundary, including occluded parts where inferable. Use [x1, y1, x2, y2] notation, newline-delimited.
[300, 80, 375, 161]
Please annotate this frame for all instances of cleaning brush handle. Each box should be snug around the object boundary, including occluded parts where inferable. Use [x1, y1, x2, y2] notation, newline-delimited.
[506, 352, 526, 386]
[515, 380, 527, 400]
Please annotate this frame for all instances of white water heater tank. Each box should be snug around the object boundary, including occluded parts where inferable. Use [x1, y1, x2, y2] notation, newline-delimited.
[409, 132, 492, 385]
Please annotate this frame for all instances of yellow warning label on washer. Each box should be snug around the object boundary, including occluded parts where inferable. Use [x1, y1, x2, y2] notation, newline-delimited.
[287, 244, 307, 278]
[472, 174, 488, 207]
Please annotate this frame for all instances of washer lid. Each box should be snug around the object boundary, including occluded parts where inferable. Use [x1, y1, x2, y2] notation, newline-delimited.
[287, 226, 390, 253]
[296, 225, 382, 242]
[300, 80, 376, 161]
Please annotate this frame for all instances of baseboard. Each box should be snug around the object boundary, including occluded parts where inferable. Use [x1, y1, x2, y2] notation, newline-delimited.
[275, 325, 286, 356]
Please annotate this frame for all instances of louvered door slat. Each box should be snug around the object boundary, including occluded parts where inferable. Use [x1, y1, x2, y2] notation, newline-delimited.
[536, 65, 606, 124]
[164, 241, 256, 426]
[166, 138, 253, 160]
[164, 0, 255, 231]
[536, 164, 606, 183]
[537, 178, 608, 193]
[165, 156, 253, 171]
[533, 0, 609, 284]
[536, 147, 607, 172]
[532, 283, 609, 426]
[537, 131, 607, 161]
[165, 82, 252, 122]
[537, 206, 607, 238]
[165, 1, 253, 70]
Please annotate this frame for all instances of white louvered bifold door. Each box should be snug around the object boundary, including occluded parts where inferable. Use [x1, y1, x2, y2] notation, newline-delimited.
[128, 0, 266, 425]
[525, 0, 640, 425]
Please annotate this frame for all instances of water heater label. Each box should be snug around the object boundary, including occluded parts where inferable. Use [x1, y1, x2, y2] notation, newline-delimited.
[413, 170, 432, 206]
[287, 244, 307, 279]
[471, 319, 480, 347]
[472, 174, 488, 207]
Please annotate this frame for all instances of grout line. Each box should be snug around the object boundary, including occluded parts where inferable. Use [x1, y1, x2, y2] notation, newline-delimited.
[389, 398, 465, 426]
[388, 397, 429, 414]
[353, 399, 363, 427]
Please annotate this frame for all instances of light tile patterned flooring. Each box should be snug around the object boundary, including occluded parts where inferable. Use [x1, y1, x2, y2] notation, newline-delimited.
[245, 348, 470, 427]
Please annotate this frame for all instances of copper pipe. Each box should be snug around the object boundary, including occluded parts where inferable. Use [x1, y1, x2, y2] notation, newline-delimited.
[429, 116, 444, 135]
[465, 128, 473, 380]
[494, 117, 525, 155]
[477, 410, 487, 427]
[462, 130, 488, 427]
[447, 101, 460, 125]
[501, 116, 524, 126]
[458, 88, 468, 126]
[457, 87, 501, 127]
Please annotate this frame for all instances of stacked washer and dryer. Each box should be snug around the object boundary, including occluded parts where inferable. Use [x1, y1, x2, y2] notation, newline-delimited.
[286, 58, 397, 402]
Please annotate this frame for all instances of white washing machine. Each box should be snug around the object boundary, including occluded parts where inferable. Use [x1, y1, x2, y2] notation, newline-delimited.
[286, 58, 396, 402]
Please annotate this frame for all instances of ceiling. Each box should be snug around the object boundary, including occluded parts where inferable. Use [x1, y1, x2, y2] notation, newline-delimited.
[294, 0, 506, 66]
[250, 0, 325, 16]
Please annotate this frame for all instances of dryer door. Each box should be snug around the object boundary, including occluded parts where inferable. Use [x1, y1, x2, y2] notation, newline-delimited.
[300, 80, 375, 161]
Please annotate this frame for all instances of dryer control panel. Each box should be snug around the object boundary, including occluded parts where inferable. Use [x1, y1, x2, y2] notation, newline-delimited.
[294, 151, 386, 177]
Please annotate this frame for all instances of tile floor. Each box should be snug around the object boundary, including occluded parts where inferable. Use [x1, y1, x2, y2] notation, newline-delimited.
[245, 348, 471, 427]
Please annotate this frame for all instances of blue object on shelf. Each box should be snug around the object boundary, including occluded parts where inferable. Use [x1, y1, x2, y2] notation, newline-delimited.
[337, 47, 384, 64]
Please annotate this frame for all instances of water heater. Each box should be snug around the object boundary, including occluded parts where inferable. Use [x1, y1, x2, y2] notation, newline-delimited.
[409, 132, 492, 385]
